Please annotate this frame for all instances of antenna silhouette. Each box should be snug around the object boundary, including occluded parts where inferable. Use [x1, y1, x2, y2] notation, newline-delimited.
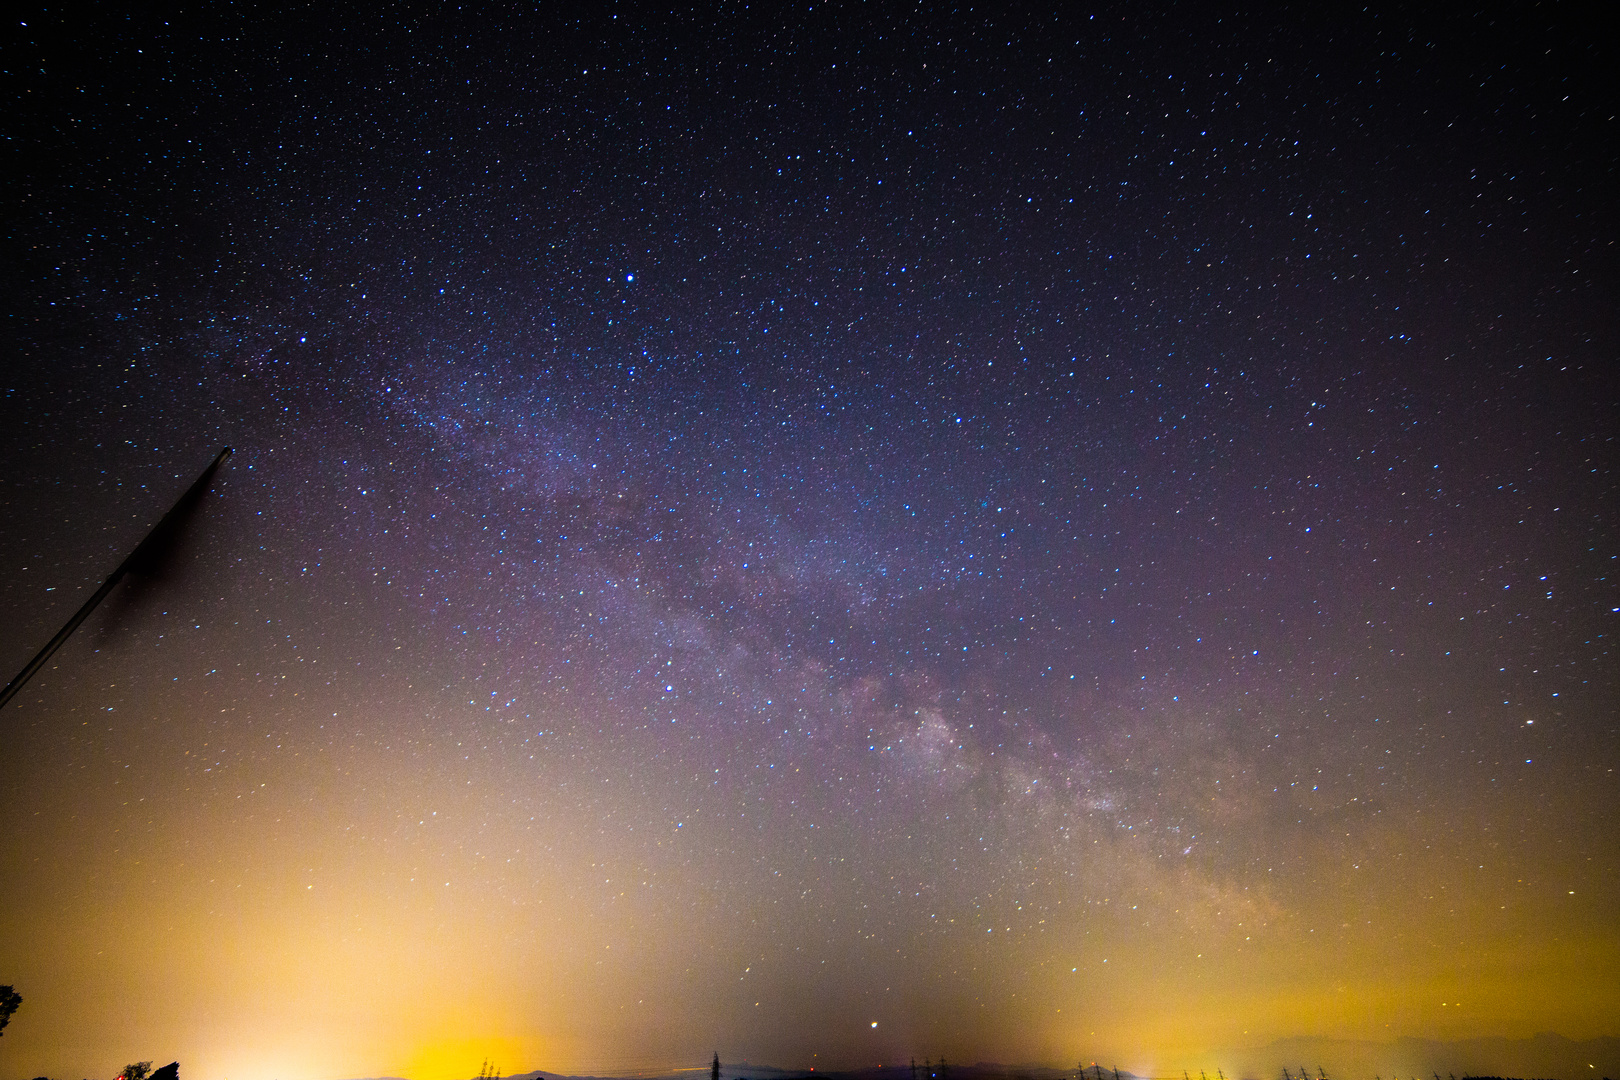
[0, 446, 232, 711]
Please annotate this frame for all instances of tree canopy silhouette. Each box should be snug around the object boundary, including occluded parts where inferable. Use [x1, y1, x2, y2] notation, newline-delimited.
[0, 984, 20, 1036]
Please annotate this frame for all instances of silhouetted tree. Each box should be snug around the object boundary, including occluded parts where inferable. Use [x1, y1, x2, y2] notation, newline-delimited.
[713, 1052, 721, 1080]
[150, 1062, 179, 1080]
[119, 1062, 153, 1080]
[0, 985, 19, 1037]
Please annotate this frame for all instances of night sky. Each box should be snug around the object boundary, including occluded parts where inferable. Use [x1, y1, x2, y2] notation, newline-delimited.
[1, 5, 1616, 1080]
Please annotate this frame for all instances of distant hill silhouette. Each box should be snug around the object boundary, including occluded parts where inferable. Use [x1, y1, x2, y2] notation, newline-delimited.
[459, 1066, 1114, 1080]
[1211, 1032, 1620, 1080]
[338, 1038, 1619, 1080]
[432, 1067, 1097, 1080]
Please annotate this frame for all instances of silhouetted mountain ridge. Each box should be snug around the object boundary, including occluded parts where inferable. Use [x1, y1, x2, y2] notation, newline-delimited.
[1208, 1033, 1620, 1080]
[341, 1038, 1619, 1080]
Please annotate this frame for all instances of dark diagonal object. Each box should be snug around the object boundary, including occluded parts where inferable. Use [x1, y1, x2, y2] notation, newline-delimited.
[0, 446, 232, 712]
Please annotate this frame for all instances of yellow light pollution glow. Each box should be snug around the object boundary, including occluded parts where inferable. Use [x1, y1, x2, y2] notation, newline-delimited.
[3, 669, 1615, 1080]
[2, 5, 1617, 1080]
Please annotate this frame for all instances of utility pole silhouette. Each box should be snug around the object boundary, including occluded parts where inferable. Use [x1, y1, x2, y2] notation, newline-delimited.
[0, 446, 232, 711]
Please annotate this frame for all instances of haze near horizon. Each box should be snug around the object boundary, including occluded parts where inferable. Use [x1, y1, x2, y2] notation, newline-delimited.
[0, 4, 1614, 1080]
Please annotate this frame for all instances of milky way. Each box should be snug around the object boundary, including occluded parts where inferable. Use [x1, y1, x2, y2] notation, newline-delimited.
[1, 7, 1615, 1080]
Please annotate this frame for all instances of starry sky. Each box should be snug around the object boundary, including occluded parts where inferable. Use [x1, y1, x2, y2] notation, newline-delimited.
[1, 5, 1616, 1080]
